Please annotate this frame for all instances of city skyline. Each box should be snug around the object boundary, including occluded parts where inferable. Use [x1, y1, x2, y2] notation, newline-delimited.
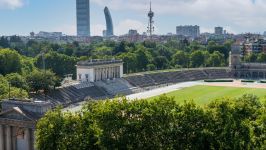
[0, 0, 266, 36]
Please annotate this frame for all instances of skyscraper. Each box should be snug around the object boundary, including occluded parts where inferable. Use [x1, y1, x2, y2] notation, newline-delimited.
[76, 0, 90, 37]
[104, 7, 114, 37]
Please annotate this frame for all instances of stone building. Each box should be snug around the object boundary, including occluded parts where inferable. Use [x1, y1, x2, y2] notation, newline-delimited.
[0, 99, 52, 150]
[76, 59, 123, 82]
[230, 45, 266, 79]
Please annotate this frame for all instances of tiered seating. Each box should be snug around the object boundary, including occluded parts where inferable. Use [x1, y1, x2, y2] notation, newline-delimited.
[125, 75, 155, 88]
[124, 69, 231, 88]
[74, 82, 94, 89]
[204, 69, 231, 79]
[33, 85, 108, 107]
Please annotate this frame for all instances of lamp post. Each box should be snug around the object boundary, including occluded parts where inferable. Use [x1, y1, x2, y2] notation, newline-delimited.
[41, 51, 47, 101]
[8, 82, 11, 100]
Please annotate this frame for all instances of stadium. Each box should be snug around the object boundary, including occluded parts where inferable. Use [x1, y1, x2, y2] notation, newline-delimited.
[32, 45, 266, 110]
[2, 46, 266, 150]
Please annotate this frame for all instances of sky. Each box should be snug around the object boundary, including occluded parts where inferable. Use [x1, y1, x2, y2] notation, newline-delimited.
[0, 0, 265, 36]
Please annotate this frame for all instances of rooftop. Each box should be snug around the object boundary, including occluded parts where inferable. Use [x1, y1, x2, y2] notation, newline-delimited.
[77, 59, 123, 67]
[1, 99, 51, 106]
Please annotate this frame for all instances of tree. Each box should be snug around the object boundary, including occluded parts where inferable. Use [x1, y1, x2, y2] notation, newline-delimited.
[0, 75, 28, 100]
[5, 73, 28, 90]
[119, 52, 137, 73]
[135, 47, 152, 71]
[35, 51, 77, 78]
[207, 51, 225, 67]
[172, 51, 189, 68]
[0, 36, 9, 48]
[35, 95, 266, 149]
[153, 56, 169, 70]
[26, 70, 59, 93]
[257, 53, 266, 63]
[114, 41, 127, 54]
[0, 49, 22, 75]
[244, 53, 258, 62]
[190, 51, 205, 67]
[207, 95, 262, 149]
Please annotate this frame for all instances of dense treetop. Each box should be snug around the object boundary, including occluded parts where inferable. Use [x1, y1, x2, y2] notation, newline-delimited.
[36, 95, 266, 150]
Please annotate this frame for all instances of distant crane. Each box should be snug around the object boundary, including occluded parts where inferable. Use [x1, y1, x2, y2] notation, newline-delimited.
[147, 1, 155, 39]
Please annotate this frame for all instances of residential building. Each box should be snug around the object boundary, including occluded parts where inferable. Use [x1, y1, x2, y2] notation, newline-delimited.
[215, 27, 223, 35]
[176, 25, 200, 38]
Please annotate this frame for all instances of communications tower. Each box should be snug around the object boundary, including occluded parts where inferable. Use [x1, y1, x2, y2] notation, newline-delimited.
[147, 1, 154, 38]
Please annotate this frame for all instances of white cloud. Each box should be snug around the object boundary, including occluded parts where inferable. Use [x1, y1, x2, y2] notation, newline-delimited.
[91, 24, 105, 36]
[0, 0, 24, 9]
[91, 0, 266, 33]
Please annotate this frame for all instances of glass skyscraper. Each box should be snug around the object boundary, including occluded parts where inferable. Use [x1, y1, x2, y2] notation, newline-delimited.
[104, 7, 114, 37]
[76, 0, 90, 36]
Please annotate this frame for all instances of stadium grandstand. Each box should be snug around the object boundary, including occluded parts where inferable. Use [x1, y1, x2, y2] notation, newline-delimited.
[33, 46, 266, 108]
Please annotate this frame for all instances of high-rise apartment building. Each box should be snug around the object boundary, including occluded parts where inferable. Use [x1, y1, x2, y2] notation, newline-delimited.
[76, 0, 90, 37]
[176, 25, 200, 38]
[215, 27, 223, 35]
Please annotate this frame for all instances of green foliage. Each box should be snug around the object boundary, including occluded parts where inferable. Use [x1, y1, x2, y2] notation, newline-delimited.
[190, 50, 205, 67]
[26, 69, 59, 93]
[0, 75, 28, 99]
[0, 49, 22, 75]
[244, 53, 258, 62]
[36, 95, 266, 149]
[5, 73, 28, 90]
[172, 51, 189, 68]
[207, 51, 225, 67]
[35, 51, 77, 78]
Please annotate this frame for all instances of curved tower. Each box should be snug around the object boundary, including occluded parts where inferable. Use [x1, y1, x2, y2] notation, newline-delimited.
[104, 7, 114, 37]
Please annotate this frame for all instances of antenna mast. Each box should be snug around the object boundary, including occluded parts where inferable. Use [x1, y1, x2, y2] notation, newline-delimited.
[147, 1, 154, 39]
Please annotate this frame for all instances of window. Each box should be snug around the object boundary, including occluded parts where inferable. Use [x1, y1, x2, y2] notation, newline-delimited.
[85, 74, 89, 81]
[78, 74, 82, 80]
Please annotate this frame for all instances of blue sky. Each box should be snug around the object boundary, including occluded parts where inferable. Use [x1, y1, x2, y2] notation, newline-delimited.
[0, 0, 266, 36]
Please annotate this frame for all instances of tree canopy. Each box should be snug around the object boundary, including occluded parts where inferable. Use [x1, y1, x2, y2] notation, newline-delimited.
[36, 95, 266, 150]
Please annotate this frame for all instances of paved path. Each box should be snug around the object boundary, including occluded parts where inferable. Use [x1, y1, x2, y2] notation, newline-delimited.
[126, 81, 203, 100]
[64, 81, 203, 112]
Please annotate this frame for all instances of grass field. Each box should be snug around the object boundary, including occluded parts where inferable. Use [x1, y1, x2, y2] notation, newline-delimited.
[152, 85, 266, 105]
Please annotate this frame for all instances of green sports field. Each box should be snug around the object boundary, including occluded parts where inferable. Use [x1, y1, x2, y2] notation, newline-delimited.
[152, 85, 266, 105]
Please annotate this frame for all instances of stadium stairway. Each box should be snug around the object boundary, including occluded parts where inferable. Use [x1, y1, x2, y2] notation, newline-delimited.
[94, 78, 140, 96]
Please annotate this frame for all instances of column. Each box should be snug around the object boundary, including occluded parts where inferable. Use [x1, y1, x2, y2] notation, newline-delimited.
[25, 128, 31, 150]
[118, 66, 121, 78]
[116, 66, 119, 78]
[96, 69, 99, 81]
[0, 125, 4, 150]
[111, 67, 114, 78]
[11, 127, 17, 150]
[6, 126, 11, 150]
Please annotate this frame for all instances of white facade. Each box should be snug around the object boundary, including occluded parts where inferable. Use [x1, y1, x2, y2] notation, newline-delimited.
[76, 60, 123, 82]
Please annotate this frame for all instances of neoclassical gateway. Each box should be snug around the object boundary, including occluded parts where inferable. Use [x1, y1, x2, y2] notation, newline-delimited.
[76, 59, 123, 82]
[230, 45, 266, 79]
[0, 100, 51, 150]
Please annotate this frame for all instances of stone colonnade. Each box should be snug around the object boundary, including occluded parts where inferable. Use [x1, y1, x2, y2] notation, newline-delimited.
[94, 66, 121, 82]
[0, 125, 32, 150]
